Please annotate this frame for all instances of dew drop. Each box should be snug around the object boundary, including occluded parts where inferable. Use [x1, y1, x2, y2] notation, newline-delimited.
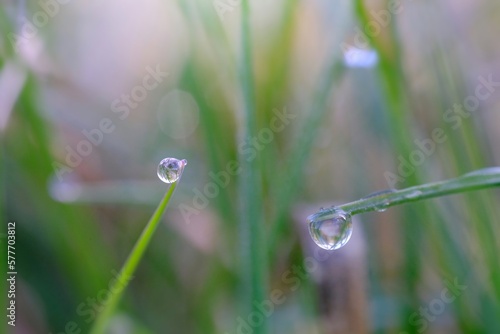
[307, 209, 353, 250]
[374, 200, 390, 212]
[405, 190, 422, 200]
[362, 189, 395, 199]
[157, 157, 187, 183]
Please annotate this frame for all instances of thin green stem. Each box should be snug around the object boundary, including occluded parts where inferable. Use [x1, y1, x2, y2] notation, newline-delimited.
[311, 168, 500, 219]
[239, 1, 267, 334]
[352, 1, 426, 327]
[89, 167, 185, 334]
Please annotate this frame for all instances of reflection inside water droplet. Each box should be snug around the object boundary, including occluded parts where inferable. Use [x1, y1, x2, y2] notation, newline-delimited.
[157, 157, 187, 183]
[308, 208, 352, 250]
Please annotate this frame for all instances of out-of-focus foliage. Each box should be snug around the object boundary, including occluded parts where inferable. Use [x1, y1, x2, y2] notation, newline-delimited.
[2, 0, 500, 333]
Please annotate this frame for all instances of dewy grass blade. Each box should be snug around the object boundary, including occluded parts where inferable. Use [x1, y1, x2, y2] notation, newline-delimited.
[311, 168, 500, 219]
[238, 1, 268, 333]
[307, 168, 500, 255]
[90, 159, 186, 334]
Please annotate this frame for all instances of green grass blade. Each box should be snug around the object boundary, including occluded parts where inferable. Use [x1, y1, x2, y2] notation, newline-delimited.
[310, 167, 500, 218]
[352, 1, 427, 328]
[267, 58, 345, 260]
[238, 1, 268, 333]
[90, 168, 185, 334]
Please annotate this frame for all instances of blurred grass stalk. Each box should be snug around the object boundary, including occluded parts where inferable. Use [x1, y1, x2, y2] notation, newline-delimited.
[90, 175, 183, 334]
[264, 0, 347, 265]
[267, 58, 345, 261]
[238, 1, 268, 333]
[354, 0, 500, 330]
[316, 168, 500, 217]
[353, 0, 429, 329]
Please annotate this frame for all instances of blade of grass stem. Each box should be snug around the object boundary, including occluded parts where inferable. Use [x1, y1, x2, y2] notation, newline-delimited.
[238, 1, 268, 334]
[90, 172, 184, 334]
[353, 1, 427, 328]
[431, 21, 500, 304]
[309, 168, 500, 218]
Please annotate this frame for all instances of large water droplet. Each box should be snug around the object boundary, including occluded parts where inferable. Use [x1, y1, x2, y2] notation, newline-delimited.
[307, 209, 353, 250]
[157, 158, 187, 183]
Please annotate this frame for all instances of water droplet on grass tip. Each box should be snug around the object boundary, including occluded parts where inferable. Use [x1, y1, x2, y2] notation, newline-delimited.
[157, 158, 187, 183]
[308, 209, 352, 250]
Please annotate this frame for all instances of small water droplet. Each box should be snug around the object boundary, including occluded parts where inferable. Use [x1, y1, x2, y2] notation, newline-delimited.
[362, 189, 395, 199]
[308, 209, 352, 250]
[375, 201, 389, 212]
[374, 200, 389, 212]
[157, 157, 187, 183]
[405, 190, 422, 200]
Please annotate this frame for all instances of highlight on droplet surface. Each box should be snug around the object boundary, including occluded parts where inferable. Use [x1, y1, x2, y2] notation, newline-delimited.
[157, 157, 187, 183]
[307, 208, 353, 250]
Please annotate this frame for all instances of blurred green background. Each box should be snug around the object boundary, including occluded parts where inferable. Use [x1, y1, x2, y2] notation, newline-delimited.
[2, 0, 500, 333]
